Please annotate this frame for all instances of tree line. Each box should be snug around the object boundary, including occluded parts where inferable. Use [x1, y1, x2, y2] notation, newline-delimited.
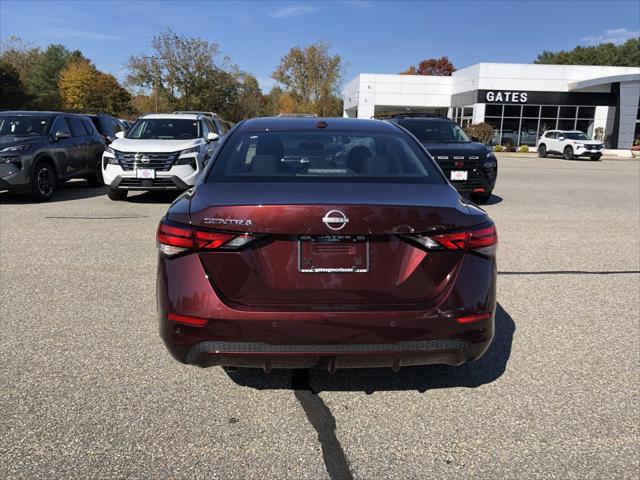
[398, 38, 638, 76]
[0, 30, 344, 120]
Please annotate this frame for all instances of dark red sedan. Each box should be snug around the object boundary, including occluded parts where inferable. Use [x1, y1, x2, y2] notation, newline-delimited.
[156, 117, 497, 372]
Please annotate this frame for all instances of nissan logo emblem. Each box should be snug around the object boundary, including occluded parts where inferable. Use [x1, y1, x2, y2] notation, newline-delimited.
[322, 210, 349, 231]
[135, 153, 150, 164]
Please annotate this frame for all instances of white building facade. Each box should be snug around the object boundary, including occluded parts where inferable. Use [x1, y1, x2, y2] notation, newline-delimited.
[343, 63, 640, 149]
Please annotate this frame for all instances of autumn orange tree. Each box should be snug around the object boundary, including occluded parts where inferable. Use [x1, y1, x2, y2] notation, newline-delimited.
[59, 59, 131, 115]
[400, 56, 456, 76]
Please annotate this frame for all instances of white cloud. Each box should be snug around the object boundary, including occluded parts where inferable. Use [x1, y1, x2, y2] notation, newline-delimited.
[581, 27, 639, 45]
[269, 5, 320, 18]
[39, 27, 122, 41]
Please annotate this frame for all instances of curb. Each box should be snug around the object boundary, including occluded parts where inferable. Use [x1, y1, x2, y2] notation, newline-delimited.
[494, 152, 639, 161]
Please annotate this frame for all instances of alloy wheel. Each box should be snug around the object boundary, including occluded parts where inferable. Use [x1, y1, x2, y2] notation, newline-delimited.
[37, 167, 54, 197]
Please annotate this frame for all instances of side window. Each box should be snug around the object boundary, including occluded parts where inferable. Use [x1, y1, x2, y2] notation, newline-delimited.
[208, 118, 220, 134]
[82, 118, 97, 135]
[67, 117, 88, 137]
[546, 132, 556, 139]
[51, 117, 71, 136]
[111, 118, 123, 133]
[201, 119, 211, 138]
[205, 118, 218, 136]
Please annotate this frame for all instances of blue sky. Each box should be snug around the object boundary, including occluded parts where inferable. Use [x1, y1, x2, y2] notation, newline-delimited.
[1, 0, 638, 92]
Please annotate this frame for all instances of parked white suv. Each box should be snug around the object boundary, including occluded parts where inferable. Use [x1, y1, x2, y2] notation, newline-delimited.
[537, 130, 604, 161]
[102, 113, 219, 200]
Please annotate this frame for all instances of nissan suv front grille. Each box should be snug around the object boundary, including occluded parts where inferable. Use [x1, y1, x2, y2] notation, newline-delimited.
[116, 152, 178, 171]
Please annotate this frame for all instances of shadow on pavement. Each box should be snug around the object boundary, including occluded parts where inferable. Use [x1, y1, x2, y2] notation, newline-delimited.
[482, 193, 503, 205]
[226, 303, 515, 393]
[461, 193, 503, 206]
[125, 190, 182, 204]
[0, 181, 107, 204]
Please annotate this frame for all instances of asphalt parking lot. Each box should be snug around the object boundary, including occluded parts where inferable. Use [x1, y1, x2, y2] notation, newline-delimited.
[1, 154, 638, 479]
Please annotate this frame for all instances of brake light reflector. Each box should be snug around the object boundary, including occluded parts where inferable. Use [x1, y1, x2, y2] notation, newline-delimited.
[456, 312, 492, 324]
[168, 313, 209, 327]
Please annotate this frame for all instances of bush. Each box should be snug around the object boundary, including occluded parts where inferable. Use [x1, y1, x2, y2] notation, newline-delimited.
[505, 144, 517, 152]
[464, 122, 493, 144]
[518, 145, 529, 153]
[493, 145, 504, 152]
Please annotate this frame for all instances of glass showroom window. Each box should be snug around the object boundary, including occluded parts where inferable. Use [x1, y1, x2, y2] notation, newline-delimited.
[483, 104, 597, 146]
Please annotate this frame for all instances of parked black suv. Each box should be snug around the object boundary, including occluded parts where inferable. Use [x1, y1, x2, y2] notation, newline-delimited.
[0, 111, 105, 201]
[388, 115, 498, 203]
[86, 114, 126, 144]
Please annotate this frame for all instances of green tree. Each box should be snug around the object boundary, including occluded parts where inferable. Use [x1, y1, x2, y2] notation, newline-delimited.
[126, 28, 229, 110]
[0, 61, 29, 108]
[535, 38, 639, 66]
[0, 36, 43, 89]
[26, 44, 84, 109]
[225, 73, 264, 120]
[272, 41, 343, 116]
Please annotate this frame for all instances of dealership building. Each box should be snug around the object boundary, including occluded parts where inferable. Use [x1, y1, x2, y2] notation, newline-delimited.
[342, 63, 640, 149]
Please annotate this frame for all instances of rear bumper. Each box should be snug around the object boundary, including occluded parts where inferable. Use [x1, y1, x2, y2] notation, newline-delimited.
[183, 339, 472, 370]
[157, 251, 497, 370]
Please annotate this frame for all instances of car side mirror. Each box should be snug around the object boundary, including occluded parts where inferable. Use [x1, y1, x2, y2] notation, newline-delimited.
[558, 136, 565, 141]
[54, 130, 71, 140]
[207, 132, 219, 143]
[115, 131, 125, 139]
[470, 136, 480, 143]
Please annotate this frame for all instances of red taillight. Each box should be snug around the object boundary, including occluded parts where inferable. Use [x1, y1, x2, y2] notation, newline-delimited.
[157, 223, 194, 249]
[468, 224, 498, 250]
[194, 230, 235, 249]
[403, 222, 497, 252]
[167, 313, 208, 327]
[431, 231, 469, 250]
[456, 312, 492, 324]
[156, 219, 257, 256]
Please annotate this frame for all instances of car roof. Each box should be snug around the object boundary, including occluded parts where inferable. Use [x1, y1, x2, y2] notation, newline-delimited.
[237, 117, 398, 133]
[0, 111, 87, 117]
[174, 111, 217, 117]
[143, 113, 201, 120]
[392, 116, 452, 123]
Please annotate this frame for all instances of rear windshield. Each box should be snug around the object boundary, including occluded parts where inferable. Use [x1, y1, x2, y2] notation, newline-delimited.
[127, 119, 201, 140]
[0, 116, 50, 137]
[207, 130, 444, 184]
[399, 120, 470, 143]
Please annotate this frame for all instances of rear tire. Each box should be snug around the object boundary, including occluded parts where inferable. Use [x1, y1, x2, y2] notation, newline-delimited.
[86, 157, 104, 187]
[471, 191, 492, 204]
[563, 146, 574, 160]
[30, 162, 57, 201]
[538, 144, 547, 158]
[107, 188, 127, 201]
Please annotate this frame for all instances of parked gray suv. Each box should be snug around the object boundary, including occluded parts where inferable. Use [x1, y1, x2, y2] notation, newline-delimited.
[0, 111, 106, 201]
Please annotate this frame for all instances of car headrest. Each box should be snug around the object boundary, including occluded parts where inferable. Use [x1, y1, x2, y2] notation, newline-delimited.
[361, 156, 391, 175]
[347, 146, 372, 172]
[251, 155, 281, 175]
[256, 136, 284, 159]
